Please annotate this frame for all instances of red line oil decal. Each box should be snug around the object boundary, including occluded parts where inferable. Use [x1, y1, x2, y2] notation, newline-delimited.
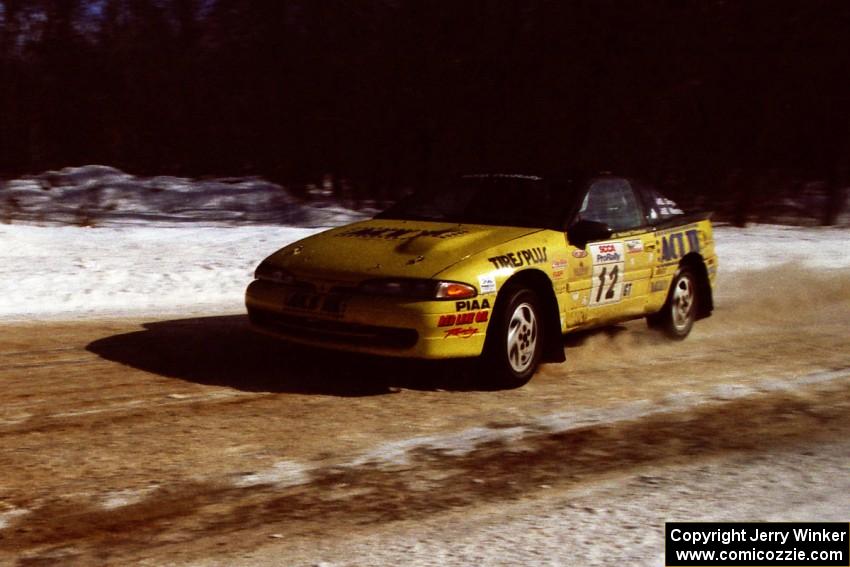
[438, 311, 489, 327]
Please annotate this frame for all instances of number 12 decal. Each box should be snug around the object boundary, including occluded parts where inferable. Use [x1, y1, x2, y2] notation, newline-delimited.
[588, 241, 626, 306]
[595, 265, 619, 303]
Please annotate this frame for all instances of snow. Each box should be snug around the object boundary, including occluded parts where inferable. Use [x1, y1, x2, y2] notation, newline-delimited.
[1, 166, 849, 321]
[0, 223, 322, 320]
[713, 223, 850, 271]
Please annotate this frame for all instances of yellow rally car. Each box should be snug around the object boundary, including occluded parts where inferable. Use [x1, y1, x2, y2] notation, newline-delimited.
[246, 174, 717, 387]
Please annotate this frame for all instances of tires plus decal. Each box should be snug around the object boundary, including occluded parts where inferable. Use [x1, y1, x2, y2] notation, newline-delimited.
[487, 247, 547, 269]
[660, 228, 700, 262]
[589, 242, 625, 306]
[438, 311, 489, 327]
[338, 226, 468, 240]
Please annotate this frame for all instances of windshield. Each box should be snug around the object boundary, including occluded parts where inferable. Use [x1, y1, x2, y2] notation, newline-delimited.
[377, 175, 577, 228]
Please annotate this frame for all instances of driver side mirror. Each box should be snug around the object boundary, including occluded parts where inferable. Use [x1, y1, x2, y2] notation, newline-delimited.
[567, 219, 613, 249]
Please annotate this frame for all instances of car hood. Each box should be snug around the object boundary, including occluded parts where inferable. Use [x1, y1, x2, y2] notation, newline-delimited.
[262, 219, 543, 281]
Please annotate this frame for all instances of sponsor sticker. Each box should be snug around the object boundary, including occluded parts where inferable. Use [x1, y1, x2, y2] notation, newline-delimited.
[338, 226, 468, 240]
[551, 259, 568, 279]
[572, 249, 588, 258]
[439, 311, 489, 327]
[623, 282, 633, 297]
[487, 247, 548, 269]
[660, 228, 701, 262]
[589, 242, 624, 265]
[651, 280, 669, 292]
[626, 239, 644, 254]
[444, 327, 478, 339]
[455, 298, 491, 312]
[478, 275, 497, 294]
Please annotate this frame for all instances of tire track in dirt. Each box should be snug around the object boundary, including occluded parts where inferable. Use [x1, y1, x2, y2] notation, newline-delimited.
[4, 374, 850, 566]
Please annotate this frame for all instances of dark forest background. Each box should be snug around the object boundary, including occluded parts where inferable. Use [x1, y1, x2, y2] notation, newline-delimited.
[1, 0, 849, 223]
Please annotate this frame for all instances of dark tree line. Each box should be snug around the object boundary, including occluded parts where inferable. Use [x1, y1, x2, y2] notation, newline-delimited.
[1, 0, 849, 219]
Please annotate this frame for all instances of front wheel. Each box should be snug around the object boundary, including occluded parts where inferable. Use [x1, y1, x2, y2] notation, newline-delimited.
[647, 267, 697, 340]
[481, 287, 543, 388]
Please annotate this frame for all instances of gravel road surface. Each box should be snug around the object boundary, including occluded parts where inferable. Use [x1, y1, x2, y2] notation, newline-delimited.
[2, 267, 849, 566]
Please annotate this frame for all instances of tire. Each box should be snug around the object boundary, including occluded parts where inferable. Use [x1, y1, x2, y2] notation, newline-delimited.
[481, 287, 544, 388]
[647, 266, 697, 340]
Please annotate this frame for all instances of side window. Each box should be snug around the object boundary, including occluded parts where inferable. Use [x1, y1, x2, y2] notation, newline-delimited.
[641, 187, 684, 223]
[578, 178, 644, 232]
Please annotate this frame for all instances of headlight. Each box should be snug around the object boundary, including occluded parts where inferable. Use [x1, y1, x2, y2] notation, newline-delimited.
[358, 278, 477, 300]
[254, 262, 295, 284]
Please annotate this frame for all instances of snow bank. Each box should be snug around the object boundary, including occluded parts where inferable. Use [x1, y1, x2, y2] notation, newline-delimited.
[1, 222, 848, 321]
[1, 165, 372, 228]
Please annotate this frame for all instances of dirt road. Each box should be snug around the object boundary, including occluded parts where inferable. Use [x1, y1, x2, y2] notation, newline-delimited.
[1, 268, 849, 566]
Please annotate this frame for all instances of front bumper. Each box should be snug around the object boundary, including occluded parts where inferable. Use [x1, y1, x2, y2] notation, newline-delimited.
[245, 279, 488, 359]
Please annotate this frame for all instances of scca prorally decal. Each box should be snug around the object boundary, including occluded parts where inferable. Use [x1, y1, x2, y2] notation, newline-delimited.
[487, 247, 547, 269]
[591, 242, 623, 264]
[338, 227, 469, 240]
[443, 326, 478, 338]
[455, 298, 491, 312]
[660, 228, 700, 262]
[438, 311, 489, 327]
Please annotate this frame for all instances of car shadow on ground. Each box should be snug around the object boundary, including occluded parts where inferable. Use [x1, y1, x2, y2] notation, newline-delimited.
[562, 323, 631, 348]
[85, 314, 485, 396]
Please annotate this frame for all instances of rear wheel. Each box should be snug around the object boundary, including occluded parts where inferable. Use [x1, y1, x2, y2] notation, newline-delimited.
[647, 266, 697, 340]
[481, 287, 543, 388]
